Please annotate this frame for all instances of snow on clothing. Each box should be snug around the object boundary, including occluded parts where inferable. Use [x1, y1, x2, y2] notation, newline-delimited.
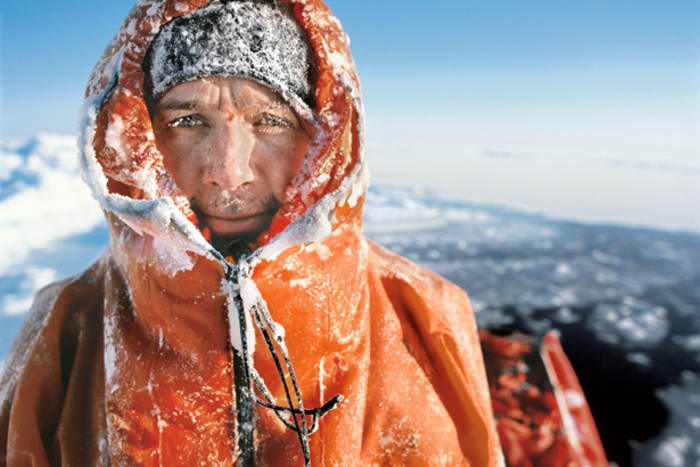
[0, 0, 503, 465]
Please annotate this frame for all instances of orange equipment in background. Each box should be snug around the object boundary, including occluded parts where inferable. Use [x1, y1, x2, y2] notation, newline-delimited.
[480, 330, 608, 466]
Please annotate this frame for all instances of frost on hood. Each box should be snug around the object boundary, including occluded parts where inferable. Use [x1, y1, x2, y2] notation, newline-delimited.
[78, 0, 366, 275]
[259, 157, 368, 263]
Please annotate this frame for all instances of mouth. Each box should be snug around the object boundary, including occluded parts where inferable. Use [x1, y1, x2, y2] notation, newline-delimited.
[198, 211, 274, 240]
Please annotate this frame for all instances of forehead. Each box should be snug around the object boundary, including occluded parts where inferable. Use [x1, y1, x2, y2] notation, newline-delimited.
[154, 76, 288, 111]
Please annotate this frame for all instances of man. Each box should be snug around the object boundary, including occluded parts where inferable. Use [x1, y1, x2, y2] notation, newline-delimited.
[0, 0, 503, 465]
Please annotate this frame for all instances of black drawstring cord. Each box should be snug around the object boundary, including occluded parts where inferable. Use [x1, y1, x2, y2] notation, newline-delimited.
[250, 300, 310, 452]
[213, 242, 343, 467]
[224, 261, 255, 467]
[251, 364, 343, 434]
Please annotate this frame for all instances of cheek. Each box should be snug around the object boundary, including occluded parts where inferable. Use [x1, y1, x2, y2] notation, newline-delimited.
[257, 134, 309, 200]
[156, 134, 202, 197]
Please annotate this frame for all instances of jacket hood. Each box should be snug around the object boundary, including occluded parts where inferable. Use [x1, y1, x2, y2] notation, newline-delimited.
[78, 0, 368, 275]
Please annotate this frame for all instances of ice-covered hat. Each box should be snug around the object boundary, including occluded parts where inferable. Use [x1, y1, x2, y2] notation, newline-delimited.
[143, 0, 314, 111]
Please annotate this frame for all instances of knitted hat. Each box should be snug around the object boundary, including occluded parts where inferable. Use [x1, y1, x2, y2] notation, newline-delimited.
[143, 0, 314, 112]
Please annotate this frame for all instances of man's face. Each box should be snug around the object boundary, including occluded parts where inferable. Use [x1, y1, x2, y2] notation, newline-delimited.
[152, 76, 311, 247]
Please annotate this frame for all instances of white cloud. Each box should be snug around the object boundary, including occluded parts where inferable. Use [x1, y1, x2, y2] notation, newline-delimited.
[0, 134, 105, 277]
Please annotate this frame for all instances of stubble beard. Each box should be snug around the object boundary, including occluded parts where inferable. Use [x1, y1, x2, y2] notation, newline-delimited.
[190, 188, 282, 252]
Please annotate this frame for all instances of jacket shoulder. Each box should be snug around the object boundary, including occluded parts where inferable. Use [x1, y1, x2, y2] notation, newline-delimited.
[362, 237, 503, 465]
[1, 280, 70, 402]
[0, 256, 110, 444]
[364, 236, 469, 307]
[1, 257, 109, 384]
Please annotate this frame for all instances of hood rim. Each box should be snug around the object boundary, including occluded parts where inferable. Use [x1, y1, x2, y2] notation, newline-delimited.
[77, 0, 367, 272]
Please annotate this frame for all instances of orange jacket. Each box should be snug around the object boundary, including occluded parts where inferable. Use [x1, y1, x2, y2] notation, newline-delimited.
[0, 1, 502, 465]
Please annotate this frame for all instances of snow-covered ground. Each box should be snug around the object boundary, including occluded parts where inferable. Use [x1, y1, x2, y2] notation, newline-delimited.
[1, 134, 698, 466]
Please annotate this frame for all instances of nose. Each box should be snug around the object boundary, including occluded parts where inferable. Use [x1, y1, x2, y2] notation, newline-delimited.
[202, 120, 256, 190]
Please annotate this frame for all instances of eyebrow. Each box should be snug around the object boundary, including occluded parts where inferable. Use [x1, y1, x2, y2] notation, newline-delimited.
[154, 99, 293, 115]
[242, 101, 294, 114]
[154, 100, 204, 112]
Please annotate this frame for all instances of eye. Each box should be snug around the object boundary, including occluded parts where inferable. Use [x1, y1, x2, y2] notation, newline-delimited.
[258, 114, 293, 128]
[168, 115, 204, 128]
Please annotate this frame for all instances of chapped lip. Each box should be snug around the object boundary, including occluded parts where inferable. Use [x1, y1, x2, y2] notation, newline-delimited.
[199, 211, 273, 236]
[200, 211, 270, 222]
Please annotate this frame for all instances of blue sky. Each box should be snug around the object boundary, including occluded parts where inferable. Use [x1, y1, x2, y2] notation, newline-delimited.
[1, 0, 699, 230]
[2, 1, 697, 140]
